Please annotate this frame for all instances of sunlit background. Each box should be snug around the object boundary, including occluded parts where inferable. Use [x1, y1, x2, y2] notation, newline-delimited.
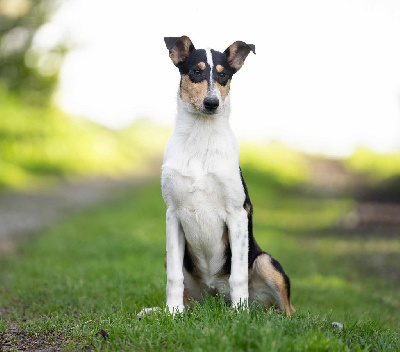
[43, 0, 400, 156]
[2, 0, 400, 156]
[1, 0, 400, 191]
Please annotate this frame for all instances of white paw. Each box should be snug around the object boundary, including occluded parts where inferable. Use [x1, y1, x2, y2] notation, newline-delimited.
[166, 304, 185, 316]
[232, 298, 249, 311]
[136, 305, 185, 320]
[136, 307, 161, 319]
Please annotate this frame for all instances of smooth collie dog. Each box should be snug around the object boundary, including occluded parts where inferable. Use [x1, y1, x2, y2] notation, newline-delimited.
[140, 36, 295, 317]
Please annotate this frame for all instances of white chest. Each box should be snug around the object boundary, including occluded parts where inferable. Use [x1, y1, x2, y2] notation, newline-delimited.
[161, 123, 245, 218]
[161, 116, 246, 281]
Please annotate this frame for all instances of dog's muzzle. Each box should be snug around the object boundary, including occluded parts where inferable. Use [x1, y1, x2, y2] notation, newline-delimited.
[203, 96, 219, 113]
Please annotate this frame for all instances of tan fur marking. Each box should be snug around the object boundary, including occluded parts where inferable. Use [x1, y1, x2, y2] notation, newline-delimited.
[244, 203, 252, 216]
[216, 81, 231, 103]
[180, 74, 208, 111]
[226, 41, 252, 71]
[249, 254, 294, 316]
[227, 44, 241, 69]
[198, 62, 206, 70]
[216, 64, 224, 73]
[169, 52, 178, 65]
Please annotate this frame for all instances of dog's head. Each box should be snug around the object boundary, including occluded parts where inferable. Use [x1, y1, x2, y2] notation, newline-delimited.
[164, 36, 255, 115]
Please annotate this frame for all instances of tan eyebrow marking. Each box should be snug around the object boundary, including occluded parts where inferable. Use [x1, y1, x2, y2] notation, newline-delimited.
[198, 62, 206, 70]
[216, 65, 224, 73]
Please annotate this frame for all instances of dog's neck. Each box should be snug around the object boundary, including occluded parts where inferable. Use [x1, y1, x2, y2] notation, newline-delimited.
[165, 94, 238, 170]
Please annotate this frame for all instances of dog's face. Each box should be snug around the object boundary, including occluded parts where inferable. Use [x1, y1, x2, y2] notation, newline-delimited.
[165, 36, 255, 115]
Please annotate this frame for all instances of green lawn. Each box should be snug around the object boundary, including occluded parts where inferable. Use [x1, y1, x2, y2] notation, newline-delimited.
[1, 165, 399, 350]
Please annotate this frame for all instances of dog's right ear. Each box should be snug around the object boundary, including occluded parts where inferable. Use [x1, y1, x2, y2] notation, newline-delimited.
[164, 36, 195, 66]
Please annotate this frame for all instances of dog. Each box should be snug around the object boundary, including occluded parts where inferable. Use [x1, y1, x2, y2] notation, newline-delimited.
[140, 36, 295, 317]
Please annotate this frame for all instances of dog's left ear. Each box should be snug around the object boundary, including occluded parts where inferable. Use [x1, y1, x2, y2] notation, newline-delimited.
[224, 41, 255, 73]
[164, 36, 195, 66]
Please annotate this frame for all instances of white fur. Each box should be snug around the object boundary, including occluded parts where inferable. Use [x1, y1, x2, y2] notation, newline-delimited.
[162, 93, 249, 311]
[205, 48, 222, 104]
[206, 48, 214, 80]
[165, 209, 185, 313]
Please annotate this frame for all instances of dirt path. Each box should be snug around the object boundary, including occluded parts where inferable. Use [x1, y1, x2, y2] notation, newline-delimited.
[0, 171, 158, 251]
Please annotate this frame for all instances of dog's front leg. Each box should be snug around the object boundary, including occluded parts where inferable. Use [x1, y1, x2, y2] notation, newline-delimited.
[166, 209, 185, 314]
[227, 209, 249, 308]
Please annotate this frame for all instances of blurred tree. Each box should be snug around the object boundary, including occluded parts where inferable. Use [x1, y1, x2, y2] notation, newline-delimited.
[0, 0, 67, 105]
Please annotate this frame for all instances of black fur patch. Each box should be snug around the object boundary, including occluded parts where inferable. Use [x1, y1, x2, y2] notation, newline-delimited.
[211, 49, 234, 86]
[176, 48, 235, 91]
[216, 168, 265, 275]
[221, 242, 232, 274]
[219, 168, 264, 275]
[177, 49, 207, 76]
[239, 168, 264, 269]
[183, 241, 197, 276]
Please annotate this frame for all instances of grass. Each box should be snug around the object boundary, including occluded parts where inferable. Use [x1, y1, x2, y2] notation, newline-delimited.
[1, 160, 399, 350]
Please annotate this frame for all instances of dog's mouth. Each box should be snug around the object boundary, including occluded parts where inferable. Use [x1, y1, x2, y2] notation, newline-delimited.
[201, 107, 219, 115]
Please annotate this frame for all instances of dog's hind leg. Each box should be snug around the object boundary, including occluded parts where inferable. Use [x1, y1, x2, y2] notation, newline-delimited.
[249, 253, 295, 316]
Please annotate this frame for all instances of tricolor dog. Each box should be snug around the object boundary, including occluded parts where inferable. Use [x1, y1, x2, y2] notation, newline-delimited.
[142, 36, 295, 316]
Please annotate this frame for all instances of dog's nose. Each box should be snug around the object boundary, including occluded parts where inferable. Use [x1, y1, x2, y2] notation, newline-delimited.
[203, 97, 219, 111]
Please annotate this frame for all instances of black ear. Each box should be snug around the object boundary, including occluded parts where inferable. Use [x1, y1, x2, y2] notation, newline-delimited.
[224, 41, 255, 73]
[164, 36, 195, 66]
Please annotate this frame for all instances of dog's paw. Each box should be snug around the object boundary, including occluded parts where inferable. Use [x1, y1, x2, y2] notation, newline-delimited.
[137, 304, 185, 320]
[165, 304, 185, 315]
[166, 304, 185, 315]
[136, 307, 161, 320]
[231, 299, 249, 312]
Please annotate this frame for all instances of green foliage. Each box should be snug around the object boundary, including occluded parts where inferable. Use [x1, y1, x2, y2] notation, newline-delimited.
[0, 169, 399, 350]
[0, 90, 170, 189]
[0, 0, 65, 105]
[346, 147, 400, 182]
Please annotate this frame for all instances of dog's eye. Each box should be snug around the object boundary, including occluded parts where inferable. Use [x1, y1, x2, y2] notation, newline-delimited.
[193, 69, 201, 76]
[218, 72, 226, 78]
